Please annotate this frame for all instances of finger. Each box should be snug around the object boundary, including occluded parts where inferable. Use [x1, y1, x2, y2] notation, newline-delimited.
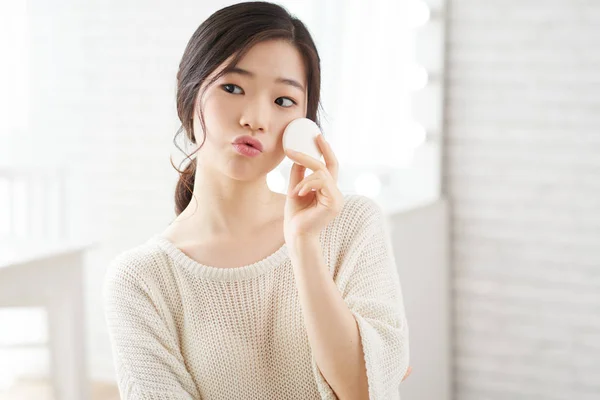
[288, 162, 306, 194]
[293, 170, 325, 194]
[298, 178, 333, 198]
[316, 134, 339, 181]
[402, 366, 413, 381]
[285, 147, 326, 172]
[298, 181, 323, 197]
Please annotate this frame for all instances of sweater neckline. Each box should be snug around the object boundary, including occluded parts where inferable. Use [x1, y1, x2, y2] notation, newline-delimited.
[150, 234, 290, 281]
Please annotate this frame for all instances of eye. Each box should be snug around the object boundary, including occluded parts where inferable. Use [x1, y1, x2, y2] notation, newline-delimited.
[275, 97, 296, 108]
[222, 84, 243, 94]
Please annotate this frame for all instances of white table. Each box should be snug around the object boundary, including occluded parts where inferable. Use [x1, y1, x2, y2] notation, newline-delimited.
[0, 239, 95, 400]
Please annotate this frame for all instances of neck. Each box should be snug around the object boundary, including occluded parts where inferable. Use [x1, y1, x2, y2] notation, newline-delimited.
[174, 167, 283, 240]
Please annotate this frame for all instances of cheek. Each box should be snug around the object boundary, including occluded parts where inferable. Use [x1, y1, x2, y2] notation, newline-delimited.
[199, 93, 233, 129]
[273, 139, 285, 157]
[275, 108, 306, 137]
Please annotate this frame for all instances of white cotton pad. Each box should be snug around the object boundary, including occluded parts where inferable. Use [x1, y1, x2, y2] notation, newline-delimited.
[282, 118, 323, 162]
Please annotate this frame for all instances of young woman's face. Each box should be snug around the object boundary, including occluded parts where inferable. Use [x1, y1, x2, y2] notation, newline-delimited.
[193, 39, 308, 182]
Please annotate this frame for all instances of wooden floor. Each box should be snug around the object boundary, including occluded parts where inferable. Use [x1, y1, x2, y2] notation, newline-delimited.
[0, 377, 120, 400]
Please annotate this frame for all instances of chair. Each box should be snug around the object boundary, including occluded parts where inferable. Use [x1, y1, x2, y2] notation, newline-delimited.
[0, 164, 94, 400]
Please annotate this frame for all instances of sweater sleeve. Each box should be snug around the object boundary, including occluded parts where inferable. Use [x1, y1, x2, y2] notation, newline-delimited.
[311, 196, 410, 400]
[102, 255, 201, 400]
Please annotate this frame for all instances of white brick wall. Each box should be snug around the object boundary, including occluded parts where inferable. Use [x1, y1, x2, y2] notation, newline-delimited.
[445, 1, 600, 399]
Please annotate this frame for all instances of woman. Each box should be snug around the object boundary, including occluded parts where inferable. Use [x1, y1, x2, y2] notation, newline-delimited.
[103, 2, 411, 399]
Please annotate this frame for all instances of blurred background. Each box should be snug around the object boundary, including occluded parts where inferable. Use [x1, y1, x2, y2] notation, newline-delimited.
[0, 0, 598, 399]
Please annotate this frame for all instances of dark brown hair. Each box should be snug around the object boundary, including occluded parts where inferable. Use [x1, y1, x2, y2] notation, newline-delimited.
[171, 1, 322, 216]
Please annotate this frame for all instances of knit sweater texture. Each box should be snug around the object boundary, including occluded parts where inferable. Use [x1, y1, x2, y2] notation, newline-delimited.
[102, 194, 410, 399]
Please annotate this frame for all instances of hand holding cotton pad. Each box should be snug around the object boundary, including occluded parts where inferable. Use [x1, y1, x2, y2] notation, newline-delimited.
[282, 118, 323, 163]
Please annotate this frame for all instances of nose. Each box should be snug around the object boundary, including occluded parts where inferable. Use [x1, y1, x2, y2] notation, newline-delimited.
[239, 100, 269, 133]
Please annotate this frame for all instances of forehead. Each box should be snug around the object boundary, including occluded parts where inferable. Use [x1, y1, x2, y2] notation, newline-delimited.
[222, 40, 307, 87]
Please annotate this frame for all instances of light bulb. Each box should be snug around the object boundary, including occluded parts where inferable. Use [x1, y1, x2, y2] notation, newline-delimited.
[406, 64, 428, 91]
[407, 1, 431, 28]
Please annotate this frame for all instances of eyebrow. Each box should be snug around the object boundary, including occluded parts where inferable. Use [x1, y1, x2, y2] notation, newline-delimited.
[225, 67, 306, 92]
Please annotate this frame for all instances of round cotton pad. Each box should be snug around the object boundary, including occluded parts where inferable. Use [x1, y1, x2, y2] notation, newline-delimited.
[282, 118, 323, 164]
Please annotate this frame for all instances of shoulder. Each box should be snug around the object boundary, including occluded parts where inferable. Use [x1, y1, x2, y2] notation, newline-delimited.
[340, 194, 385, 221]
[102, 237, 167, 298]
[323, 194, 387, 251]
[321, 195, 393, 281]
[333, 194, 387, 235]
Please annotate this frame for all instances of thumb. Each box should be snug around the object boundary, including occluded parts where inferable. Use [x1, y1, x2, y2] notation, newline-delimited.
[288, 162, 306, 195]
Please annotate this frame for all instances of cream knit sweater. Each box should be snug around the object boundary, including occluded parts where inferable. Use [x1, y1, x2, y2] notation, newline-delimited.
[102, 194, 410, 399]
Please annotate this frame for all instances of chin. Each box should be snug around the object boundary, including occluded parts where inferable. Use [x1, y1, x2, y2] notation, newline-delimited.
[221, 147, 283, 177]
